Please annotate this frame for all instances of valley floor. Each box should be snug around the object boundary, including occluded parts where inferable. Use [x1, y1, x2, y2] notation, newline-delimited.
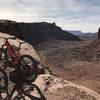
[36, 39, 100, 94]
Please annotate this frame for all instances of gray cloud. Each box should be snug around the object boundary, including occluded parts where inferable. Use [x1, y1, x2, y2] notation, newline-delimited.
[0, 0, 100, 32]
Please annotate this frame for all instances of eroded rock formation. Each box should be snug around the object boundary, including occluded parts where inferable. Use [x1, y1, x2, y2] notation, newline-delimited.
[0, 20, 80, 46]
[98, 27, 100, 39]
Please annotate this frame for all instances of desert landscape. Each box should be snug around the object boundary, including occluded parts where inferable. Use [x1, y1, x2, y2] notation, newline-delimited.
[0, 20, 100, 99]
[0, 0, 100, 99]
[36, 37, 100, 94]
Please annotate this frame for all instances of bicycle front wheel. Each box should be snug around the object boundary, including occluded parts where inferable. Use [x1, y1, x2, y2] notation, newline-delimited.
[18, 55, 38, 82]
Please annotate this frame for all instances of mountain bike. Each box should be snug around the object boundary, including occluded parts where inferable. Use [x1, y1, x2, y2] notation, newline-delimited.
[0, 36, 42, 99]
[0, 36, 38, 83]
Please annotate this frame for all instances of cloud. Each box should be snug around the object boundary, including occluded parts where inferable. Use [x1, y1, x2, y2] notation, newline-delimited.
[0, 0, 100, 32]
[0, 0, 100, 17]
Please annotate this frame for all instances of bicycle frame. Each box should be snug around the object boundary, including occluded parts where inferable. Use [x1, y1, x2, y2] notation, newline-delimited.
[0, 37, 21, 67]
[6, 39, 19, 65]
[0, 37, 43, 100]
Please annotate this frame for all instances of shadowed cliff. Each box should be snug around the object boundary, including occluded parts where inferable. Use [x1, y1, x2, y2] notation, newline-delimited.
[0, 20, 80, 45]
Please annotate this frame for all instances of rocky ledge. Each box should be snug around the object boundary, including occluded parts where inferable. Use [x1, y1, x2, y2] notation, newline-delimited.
[0, 32, 100, 100]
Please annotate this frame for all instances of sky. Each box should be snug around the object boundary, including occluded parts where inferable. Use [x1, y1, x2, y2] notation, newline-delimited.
[0, 0, 100, 32]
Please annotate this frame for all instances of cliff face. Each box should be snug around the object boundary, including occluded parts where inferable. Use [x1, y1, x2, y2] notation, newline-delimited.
[98, 28, 100, 39]
[0, 20, 80, 45]
[0, 20, 23, 39]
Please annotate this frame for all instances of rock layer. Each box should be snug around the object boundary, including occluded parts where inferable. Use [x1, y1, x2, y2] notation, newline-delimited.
[0, 20, 80, 46]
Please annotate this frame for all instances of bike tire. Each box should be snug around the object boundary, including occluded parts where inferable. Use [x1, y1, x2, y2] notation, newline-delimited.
[11, 83, 46, 100]
[0, 69, 8, 90]
[18, 55, 38, 82]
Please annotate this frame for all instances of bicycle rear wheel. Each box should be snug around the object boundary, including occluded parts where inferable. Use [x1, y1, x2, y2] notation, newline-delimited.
[0, 69, 8, 100]
[18, 55, 38, 82]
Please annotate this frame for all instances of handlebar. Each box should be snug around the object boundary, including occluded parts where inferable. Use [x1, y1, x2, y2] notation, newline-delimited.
[16, 39, 26, 45]
[16, 39, 26, 51]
